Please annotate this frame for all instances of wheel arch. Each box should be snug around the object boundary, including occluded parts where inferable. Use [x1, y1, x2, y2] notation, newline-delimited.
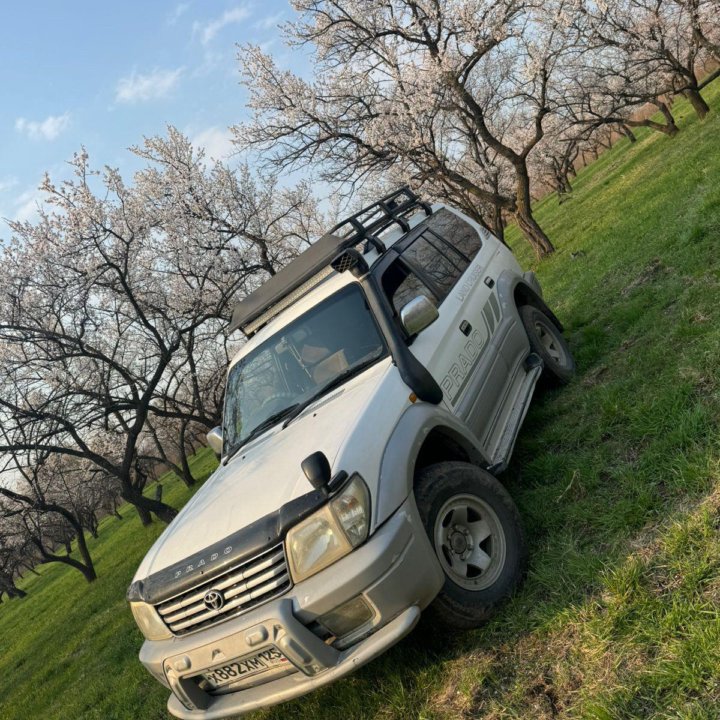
[376, 404, 489, 528]
[497, 270, 563, 332]
[414, 427, 477, 476]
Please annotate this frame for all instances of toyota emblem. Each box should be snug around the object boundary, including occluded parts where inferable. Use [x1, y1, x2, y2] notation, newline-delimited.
[203, 589, 225, 611]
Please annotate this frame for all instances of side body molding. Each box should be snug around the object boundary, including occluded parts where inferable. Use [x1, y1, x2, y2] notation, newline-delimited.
[375, 403, 490, 528]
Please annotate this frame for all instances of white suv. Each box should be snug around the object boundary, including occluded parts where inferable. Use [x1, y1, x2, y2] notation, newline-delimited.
[127, 188, 575, 719]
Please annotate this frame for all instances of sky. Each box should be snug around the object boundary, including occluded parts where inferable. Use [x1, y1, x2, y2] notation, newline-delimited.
[0, 1, 304, 227]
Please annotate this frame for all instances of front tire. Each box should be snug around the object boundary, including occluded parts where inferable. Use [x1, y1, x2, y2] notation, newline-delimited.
[415, 462, 526, 629]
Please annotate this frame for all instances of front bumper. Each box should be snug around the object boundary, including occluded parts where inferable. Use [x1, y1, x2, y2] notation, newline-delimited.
[139, 494, 443, 719]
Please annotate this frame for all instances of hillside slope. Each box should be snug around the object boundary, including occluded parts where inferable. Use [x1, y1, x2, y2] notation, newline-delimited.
[1, 82, 719, 720]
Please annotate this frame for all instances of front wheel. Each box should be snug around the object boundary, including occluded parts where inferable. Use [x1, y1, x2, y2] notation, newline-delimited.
[415, 462, 526, 629]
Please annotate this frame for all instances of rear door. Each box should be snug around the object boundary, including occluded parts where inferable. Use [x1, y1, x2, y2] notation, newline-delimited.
[382, 209, 510, 445]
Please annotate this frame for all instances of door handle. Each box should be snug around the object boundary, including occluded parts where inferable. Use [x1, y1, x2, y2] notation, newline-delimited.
[459, 320, 472, 336]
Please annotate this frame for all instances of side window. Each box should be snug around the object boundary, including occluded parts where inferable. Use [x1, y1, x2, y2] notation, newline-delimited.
[382, 260, 436, 315]
[380, 209, 484, 321]
[401, 232, 468, 302]
[424, 208, 482, 262]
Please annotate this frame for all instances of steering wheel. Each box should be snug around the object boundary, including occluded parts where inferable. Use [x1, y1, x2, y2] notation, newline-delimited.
[244, 392, 296, 433]
[257, 391, 295, 413]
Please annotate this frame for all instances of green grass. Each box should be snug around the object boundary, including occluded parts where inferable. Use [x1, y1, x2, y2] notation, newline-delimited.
[0, 449, 219, 720]
[2, 83, 720, 720]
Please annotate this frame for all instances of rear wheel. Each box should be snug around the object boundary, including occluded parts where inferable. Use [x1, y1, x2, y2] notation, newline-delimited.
[415, 462, 526, 629]
[519, 304, 575, 385]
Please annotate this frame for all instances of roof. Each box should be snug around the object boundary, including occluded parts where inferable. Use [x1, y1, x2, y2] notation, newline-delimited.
[228, 187, 432, 337]
[229, 233, 354, 336]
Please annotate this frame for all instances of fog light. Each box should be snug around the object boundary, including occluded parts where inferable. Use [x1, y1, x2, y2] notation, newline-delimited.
[319, 596, 374, 638]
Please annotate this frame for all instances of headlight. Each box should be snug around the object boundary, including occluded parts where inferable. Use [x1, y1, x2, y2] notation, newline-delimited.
[286, 475, 370, 583]
[130, 601, 172, 641]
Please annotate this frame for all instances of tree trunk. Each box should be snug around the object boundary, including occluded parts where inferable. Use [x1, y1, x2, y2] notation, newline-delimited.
[692, 26, 720, 63]
[684, 88, 710, 119]
[491, 203, 506, 244]
[57, 554, 96, 582]
[86, 512, 99, 538]
[657, 103, 680, 136]
[179, 421, 196, 488]
[557, 174, 572, 204]
[135, 504, 152, 526]
[123, 489, 178, 525]
[35, 545, 97, 582]
[628, 103, 679, 137]
[179, 452, 195, 488]
[0, 579, 27, 599]
[74, 530, 97, 582]
[514, 167, 554, 258]
[28, 514, 98, 582]
[620, 124, 637, 143]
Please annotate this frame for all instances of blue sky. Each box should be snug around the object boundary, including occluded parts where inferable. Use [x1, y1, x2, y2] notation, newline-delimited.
[0, 1, 301, 226]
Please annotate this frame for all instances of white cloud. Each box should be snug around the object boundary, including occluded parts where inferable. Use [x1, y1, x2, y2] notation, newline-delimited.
[115, 67, 183, 104]
[15, 113, 70, 141]
[192, 126, 235, 161]
[254, 11, 284, 30]
[191, 48, 225, 78]
[0, 177, 19, 193]
[168, 2, 190, 25]
[194, 6, 251, 45]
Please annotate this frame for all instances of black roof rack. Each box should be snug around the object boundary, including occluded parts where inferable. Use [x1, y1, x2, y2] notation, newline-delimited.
[326, 186, 432, 253]
[229, 187, 432, 336]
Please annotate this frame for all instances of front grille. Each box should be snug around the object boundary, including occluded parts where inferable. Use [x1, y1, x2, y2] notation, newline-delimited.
[156, 545, 291, 635]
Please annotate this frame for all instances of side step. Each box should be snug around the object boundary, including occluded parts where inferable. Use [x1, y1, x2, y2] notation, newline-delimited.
[488, 354, 543, 475]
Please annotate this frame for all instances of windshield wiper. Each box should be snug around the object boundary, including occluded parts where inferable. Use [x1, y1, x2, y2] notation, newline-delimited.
[282, 355, 382, 429]
[224, 404, 299, 464]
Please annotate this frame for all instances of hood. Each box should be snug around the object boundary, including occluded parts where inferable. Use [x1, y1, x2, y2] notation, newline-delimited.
[134, 359, 391, 581]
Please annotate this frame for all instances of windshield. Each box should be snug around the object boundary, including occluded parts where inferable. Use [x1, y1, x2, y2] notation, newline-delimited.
[223, 284, 388, 457]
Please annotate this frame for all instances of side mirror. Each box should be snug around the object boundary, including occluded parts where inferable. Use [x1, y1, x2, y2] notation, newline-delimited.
[400, 295, 439, 336]
[301, 451, 331, 494]
[206, 426, 223, 457]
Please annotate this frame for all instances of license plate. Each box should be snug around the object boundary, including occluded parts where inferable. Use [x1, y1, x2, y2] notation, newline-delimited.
[202, 647, 289, 688]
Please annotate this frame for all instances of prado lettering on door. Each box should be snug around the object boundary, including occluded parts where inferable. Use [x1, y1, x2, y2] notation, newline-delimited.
[440, 295, 502, 405]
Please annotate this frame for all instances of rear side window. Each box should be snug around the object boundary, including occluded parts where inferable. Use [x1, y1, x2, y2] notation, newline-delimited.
[401, 233, 467, 301]
[380, 208, 483, 317]
[424, 208, 482, 262]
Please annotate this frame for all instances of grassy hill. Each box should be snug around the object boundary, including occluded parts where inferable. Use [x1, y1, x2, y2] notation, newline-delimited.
[2, 82, 720, 720]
